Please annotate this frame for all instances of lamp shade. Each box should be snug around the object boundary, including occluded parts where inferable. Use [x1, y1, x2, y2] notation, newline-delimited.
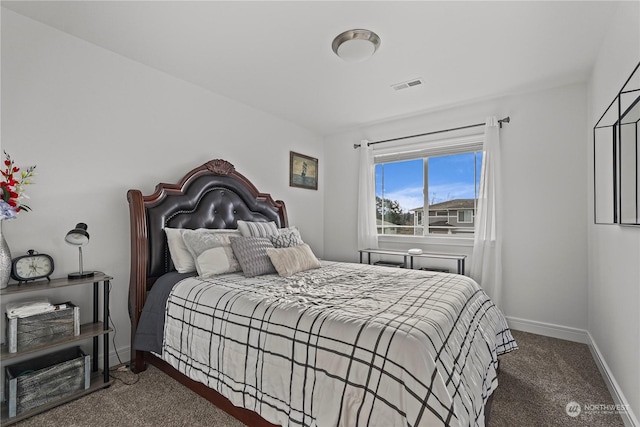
[65, 223, 90, 246]
[332, 29, 381, 63]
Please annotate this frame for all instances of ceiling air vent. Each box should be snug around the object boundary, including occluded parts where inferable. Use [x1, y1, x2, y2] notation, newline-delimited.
[391, 78, 424, 91]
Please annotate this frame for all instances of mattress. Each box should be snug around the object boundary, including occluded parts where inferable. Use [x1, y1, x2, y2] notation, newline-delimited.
[139, 261, 516, 427]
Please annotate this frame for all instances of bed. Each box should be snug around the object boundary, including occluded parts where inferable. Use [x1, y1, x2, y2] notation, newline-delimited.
[127, 159, 516, 427]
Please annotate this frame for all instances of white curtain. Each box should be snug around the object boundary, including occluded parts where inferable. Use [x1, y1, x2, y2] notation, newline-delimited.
[357, 142, 379, 249]
[470, 117, 503, 306]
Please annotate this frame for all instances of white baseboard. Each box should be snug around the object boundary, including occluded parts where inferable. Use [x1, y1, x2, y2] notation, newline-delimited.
[95, 344, 131, 369]
[505, 316, 637, 427]
[587, 333, 639, 427]
[505, 316, 589, 343]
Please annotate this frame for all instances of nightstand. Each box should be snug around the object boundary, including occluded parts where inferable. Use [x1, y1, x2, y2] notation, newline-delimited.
[0, 272, 114, 424]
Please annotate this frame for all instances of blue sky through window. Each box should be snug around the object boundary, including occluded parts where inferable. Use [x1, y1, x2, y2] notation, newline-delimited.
[376, 152, 482, 212]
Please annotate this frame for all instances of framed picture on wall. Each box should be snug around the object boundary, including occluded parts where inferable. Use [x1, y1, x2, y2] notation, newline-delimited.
[289, 151, 318, 190]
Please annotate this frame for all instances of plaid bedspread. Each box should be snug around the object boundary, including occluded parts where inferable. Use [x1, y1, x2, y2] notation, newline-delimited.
[162, 261, 516, 427]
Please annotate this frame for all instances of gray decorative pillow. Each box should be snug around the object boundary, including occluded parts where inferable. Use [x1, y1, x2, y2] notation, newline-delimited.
[278, 226, 299, 234]
[237, 220, 279, 237]
[266, 244, 321, 277]
[229, 236, 276, 277]
[269, 228, 304, 248]
[182, 229, 242, 277]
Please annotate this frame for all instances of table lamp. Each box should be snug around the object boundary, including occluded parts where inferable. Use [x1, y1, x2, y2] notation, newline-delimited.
[65, 223, 95, 279]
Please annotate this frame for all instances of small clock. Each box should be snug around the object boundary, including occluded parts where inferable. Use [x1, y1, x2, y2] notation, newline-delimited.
[11, 250, 55, 282]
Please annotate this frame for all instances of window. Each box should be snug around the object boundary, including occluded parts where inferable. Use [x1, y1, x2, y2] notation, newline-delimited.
[458, 210, 473, 223]
[374, 135, 483, 237]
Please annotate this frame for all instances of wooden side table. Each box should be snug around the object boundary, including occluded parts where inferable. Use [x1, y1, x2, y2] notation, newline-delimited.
[0, 272, 114, 424]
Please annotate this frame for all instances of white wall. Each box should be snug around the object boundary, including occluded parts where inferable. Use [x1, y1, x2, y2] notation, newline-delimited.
[324, 82, 590, 337]
[0, 9, 324, 363]
[587, 2, 640, 425]
[323, 3, 639, 420]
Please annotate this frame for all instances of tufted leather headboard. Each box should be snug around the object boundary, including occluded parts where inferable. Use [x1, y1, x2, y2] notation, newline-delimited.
[127, 159, 287, 371]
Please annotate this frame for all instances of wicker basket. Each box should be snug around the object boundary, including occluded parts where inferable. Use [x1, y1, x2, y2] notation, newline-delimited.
[6, 302, 79, 353]
[5, 346, 90, 417]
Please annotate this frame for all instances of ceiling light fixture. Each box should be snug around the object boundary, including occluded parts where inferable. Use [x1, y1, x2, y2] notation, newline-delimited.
[332, 29, 381, 63]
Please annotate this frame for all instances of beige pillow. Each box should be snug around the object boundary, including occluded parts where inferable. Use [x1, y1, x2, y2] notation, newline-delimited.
[265, 244, 321, 277]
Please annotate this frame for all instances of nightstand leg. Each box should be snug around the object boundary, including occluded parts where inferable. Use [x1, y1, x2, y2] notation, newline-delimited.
[93, 281, 99, 372]
[103, 280, 110, 383]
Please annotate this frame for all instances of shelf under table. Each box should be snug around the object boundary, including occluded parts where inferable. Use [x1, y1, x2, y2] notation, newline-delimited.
[0, 372, 114, 425]
[0, 322, 113, 362]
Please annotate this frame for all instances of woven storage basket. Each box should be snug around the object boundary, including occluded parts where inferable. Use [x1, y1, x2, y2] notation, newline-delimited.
[6, 346, 90, 417]
[6, 302, 79, 353]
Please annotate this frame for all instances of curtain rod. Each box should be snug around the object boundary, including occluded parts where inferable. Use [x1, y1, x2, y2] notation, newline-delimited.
[353, 116, 510, 149]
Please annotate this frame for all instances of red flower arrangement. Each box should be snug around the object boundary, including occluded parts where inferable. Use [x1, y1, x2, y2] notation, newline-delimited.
[1, 151, 36, 220]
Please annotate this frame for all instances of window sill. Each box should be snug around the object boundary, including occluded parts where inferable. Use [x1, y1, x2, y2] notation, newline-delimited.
[377, 234, 474, 248]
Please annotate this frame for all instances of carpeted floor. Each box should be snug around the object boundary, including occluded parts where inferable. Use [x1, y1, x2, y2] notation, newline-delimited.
[490, 330, 625, 427]
[12, 330, 626, 427]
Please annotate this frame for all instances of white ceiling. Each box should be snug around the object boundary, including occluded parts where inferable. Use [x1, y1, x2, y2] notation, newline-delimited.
[2, 1, 620, 136]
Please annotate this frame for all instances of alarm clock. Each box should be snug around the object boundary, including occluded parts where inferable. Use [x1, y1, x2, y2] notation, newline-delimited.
[10, 249, 55, 282]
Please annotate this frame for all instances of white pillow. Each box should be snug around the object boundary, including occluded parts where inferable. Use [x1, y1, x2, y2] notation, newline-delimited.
[172, 228, 242, 277]
[165, 228, 196, 273]
[237, 220, 278, 237]
[194, 247, 236, 277]
[265, 244, 321, 277]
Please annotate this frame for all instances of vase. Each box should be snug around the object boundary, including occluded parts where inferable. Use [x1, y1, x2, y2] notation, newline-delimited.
[0, 223, 11, 289]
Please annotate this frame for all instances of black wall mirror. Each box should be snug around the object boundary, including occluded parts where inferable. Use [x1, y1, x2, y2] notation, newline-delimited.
[618, 68, 639, 225]
[594, 62, 640, 226]
[593, 122, 617, 224]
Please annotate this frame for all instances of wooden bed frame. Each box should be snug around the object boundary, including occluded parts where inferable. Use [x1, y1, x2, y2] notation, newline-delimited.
[127, 158, 495, 427]
[127, 159, 285, 427]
